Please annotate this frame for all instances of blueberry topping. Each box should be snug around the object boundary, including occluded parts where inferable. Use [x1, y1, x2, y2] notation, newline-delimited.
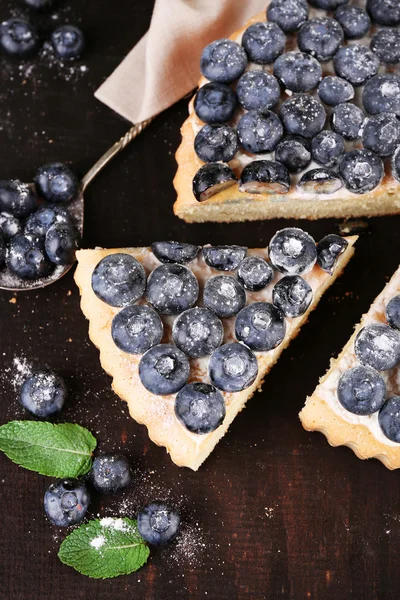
[337, 365, 386, 415]
[172, 307, 223, 358]
[151, 241, 200, 265]
[235, 302, 286, 351]
[20, 371, 66, 417]
[363, 75, 400, 117]
[175, 382, 226, 434]
[0, 18, 40, 58]
[298, 17, 344, 62]
[386, 295, 400, 330]
[203, 275, 246, 318]
[371, 28, 400, 64]
[267, 0, 308, 33]
[0, 180, 38, 218]
[51, 25, 85, 60]
[90, 454, 133, 495]
[25, 205, 72, 238]
[354, 324, 400, 371]
[241, 21, 286, 65]
[203, 245, 247, 271]
[334, 45, 379, 87]
[44, 479, 90, 527]
[237, 110, 283, 154]
[35, 162, 79, 203]
[239, 160, 290, 195]
[309, 0, 349, 8]
[392, 146, 400, 183]
[194, 124, 238, 163]
[200, 39, 247, 84]
[192, 163, 237, 202]
[236, 71, 281, 111]
[274, 52, 322, 93]
[273, 275, 313, 318]
[208, 342, 258, 392]
[0, 212, 22, 241]
[318, 76, 354, 107]
[362, 113, 400, 158]
[146, 263, 199, 315]
[138, 502, 180, 546]
[45, 224, 78, 266]
[297, 168, 343, 194]
[331, 103, 365, 140]
[338, 149, 384, 194]
[335, 5, 371, 39]
[0, 235, 5, 267]
[7, 234, 51, 280]
[379, 397, 400, 443]
[24, 0, 57, 9]
[194, 82, 237, 124]
[237, 256, 273, 291]
[311, 131, 345, 168]
[269, 228, 317, 275]
[139, 344, 190, 396]
[111, 305, 163, 354]
[366, 0, 400, 26]
[275, 136, 311, 174]
[280, 95, 326, 139]
[92, 254, 146, 308]
[317, 234, 348, 275]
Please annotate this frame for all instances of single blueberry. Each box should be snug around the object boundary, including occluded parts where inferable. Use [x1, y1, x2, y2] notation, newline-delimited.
[35, 162, 79, 203]
[200, 39, 247, 83]
[366, 0, 400, 26]
[237, 256, 273, 291]
[7, 233, 52, 280]
[25, 205, 72, 238]
[139, 344, 190, 395]
[362, 113, 400, 158]
[275, 137, 311, 174]
[209, 342, 258, 392]
[0, 180, 38, 218]
[363, 75, 400, 117]
[24, 0, 57, 9]
[272, 275, 313, 318]
[239, 160, 291, 195]
[0, 18, 40, 58]
[0, 235, 5, 267]
[194, 82, 237, 124]
[235, 302, 286, 351]
[241, 21, 285, 65]
[192, 163, 237, 202]
[267, 0, 308, 33]
[309, 0, 349, 8]
[318, 76, 354, 107]
[331, 103, 365, 140]
[386, 295, 400, 330]
[337, 365, 386, 415]
[203, 275, 246, 318]
[152, 241, 200, 265]
[269, 228, 317, 275]
[335, 5, 371, 39]
[203, 245, 247, 272]
[194, 124, 238, 163]
[0, 212, 22, 241]
[334, 45, 379, 87]
[138, 502, 180, 546]
[371, 29, 400, 64]
[311, 131, 345, 168]
[298, 17, 344, 62]
[146, 263, 199, 315]
[45, 224, 78, 266]
[297, 168, 343, 194]
[379, 397, 400, 443]
[236, 71, 281, 111]
[51, 25, 85, 60]
[175, 382, 226, 434]
[237, 110, 283, 154]
[280, 95, 326, 139]
[338, 149, 384, 194]
[394, 146, 400, 183]
[274, 52, 322, 93]
[92, 253, 146, 308]
[44, 479, 90, 527]
[112, 305, 163, 354]
[354, 324, 400, 371]
[172, 307, 224, 358]
[20, 371, 66, 417]
[90, 454, 133, 495]
[317, 234, 348, 275]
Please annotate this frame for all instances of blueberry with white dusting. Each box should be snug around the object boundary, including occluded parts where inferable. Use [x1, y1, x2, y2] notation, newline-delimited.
[275, 137, 311, 174]
[363, 75, 400, 117]
[337, 365, 386, 415]
[24, 0, 57, 9]
[7, 234, 51, 280]
[0, 18, 40, 58]
[267, 0, 308, 33]
[192, 163, 237, 202]
[146, 263, 199, 315]
[379, 397, 400, 443]
[269, 228, 317, 275]
[203, 245, 247, 271]
[194, 124, 238, 163]
[298, 17, 344, 62]
[208, 342, 258, 393]
[309, 0, 349, 9]
[280, 95, 326, 139]
[51, 25, 85, 60]
[272, 276, 313, 318]
[362, 113, 400, 158]
[237, 110, 283, 154]
[91, 253, 146, 308]
[151, 241, 200, 265]
[0, 180, 38, 218]
[35, 163, 79, 204]
[371, 29, 400, 64]
[274, 52, 322, 93]
[172, 307, 223, 358]
[200, 39, 247, 84]
[338, 149, 384, 194]
[386, 295, 400, 330]
[139, 344, 190, 395]
[20, 371, 66, 417]
[241, 21, 286, 65]
[298, 168, 343, 194]
[203, 275, 246, 318]
[138, 502, 180, 546]
[235, 302, 286, 351]
[331, 103, 365, 141]
[311, 131, 345, 168]
[45, 224, 78, 266]
[366, 0, 400, 26]
[236, 71, 281, 111]
[334, 45, 379, 87]
[175, 383, 226, 434]
[237, 256, 273, 291]
[194, 82, 237, 124]
[239, 161, 290, 195]
[112, 305, 163, 354]
[25, 205, 72, 238]
[317, 234, 348, 275]
[393, 147, 400, 183]
[90, 454, 133, 495]
[44, 479, 90, 527]
[0, 236, 5, 267]
[0, 212, 22, 241]
[335, 5, 371, 39]
[354, 324, 400, 371]
[318, 77, 354, 107]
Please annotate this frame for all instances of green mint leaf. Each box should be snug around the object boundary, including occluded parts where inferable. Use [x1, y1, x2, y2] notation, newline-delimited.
[0, 421, 96, 478]
[58, 517, 150, 579]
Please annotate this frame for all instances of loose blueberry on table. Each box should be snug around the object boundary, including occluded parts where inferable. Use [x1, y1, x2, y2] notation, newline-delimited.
[44, 479, 90, 527]
[138, 502, 181, 546]
[51, 25, 85, 61]
[20, 371, 67, 417]
[90, 454, 133, 495]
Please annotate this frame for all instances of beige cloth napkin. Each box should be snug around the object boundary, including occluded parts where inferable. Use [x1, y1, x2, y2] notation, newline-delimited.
[95, 0, 267, 124]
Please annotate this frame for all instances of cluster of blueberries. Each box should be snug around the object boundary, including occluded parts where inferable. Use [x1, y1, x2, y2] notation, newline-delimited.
[191, 0, 400, 201]
[91, 232, 348, 436]
[0, 0, 85, 61]
[0, 163, 80, 280]
[20, 371, 181, 545]
[337, 294, 400, 443]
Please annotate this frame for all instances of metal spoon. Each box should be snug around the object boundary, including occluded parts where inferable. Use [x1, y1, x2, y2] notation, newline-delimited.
[0, 118, 153, 292]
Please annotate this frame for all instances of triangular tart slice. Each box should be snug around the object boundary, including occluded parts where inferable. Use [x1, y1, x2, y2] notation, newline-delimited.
[75, 231, 356, 470]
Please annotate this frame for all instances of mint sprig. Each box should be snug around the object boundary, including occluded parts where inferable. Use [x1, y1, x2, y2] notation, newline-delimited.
[58, 517, 150, 579]
[0, 421, 96, 478]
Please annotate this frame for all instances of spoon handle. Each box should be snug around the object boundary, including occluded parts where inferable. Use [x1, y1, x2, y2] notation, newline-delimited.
[81, 117, 154, 192]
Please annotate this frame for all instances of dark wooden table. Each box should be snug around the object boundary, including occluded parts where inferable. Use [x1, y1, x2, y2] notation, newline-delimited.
[1, 1, 400, 598]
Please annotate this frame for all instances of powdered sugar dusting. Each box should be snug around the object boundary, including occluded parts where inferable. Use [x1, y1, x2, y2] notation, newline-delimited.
[90, 535, 105, 550]
[100, 517, 129, 532]
[7, 356, 33, 390]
